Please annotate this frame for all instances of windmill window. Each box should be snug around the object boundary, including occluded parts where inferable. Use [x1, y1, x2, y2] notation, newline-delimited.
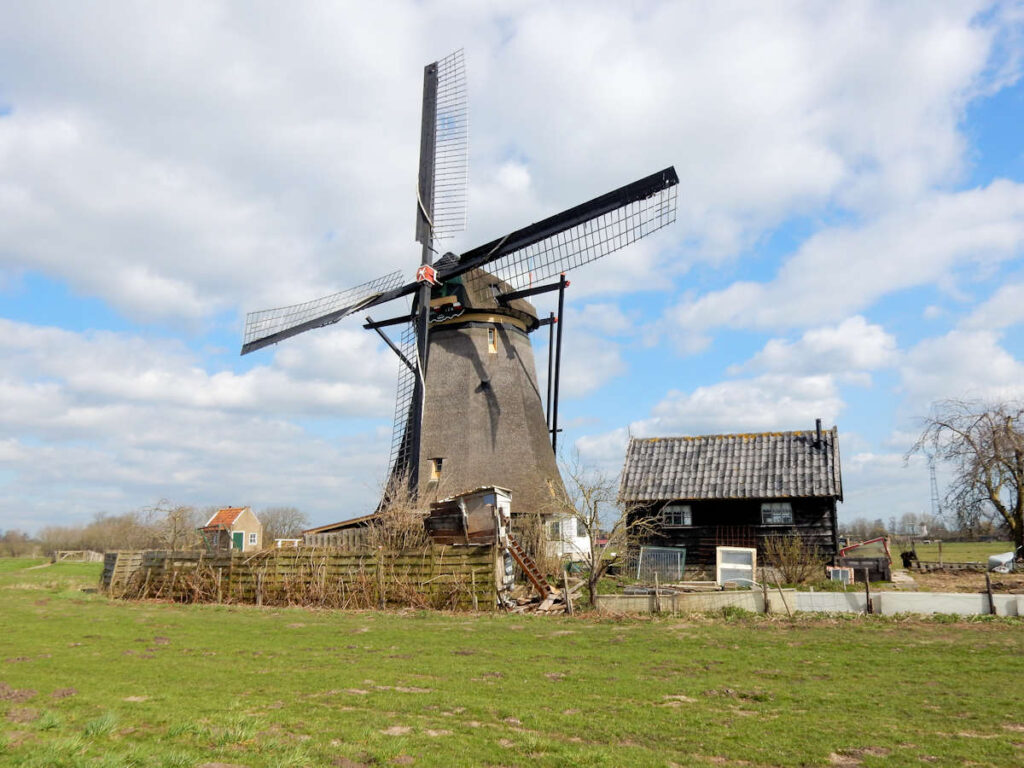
[487, 327, 497, 353]
[761, 502, 793, 525]
[661, 503, 692, 527]
[430, 458, 443, 481]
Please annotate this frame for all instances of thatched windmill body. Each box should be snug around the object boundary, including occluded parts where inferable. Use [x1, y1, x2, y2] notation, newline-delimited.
[241, 50, 679, 516]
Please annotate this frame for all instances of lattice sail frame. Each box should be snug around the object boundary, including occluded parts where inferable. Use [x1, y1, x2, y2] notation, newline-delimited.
[429, 49, 468, 243]
[242, 270, 404, 349]
[387, 324, 418, 482]
[465, 183, 678, 292]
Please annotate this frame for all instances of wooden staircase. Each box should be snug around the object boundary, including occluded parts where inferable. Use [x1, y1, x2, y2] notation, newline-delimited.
[506, 534, 550, 599]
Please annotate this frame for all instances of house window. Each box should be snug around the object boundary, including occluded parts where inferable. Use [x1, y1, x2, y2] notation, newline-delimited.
[487, 327, 497, 353]
[761, 502, 793, 525]
[430, 457, 443, 481]
[248, 532, 258, 545]
[661, 503, 692, 527]
[548, 520, 561, 540]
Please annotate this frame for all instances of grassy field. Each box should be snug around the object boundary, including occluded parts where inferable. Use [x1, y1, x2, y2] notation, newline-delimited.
[911, 541, 1013, 563]
[1, 560, 1023, 767]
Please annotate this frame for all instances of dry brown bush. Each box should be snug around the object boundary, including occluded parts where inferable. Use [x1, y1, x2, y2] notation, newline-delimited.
[763, 534, 825, 584]
[510, 511, 560, 577]
[365, 481, 430, 551]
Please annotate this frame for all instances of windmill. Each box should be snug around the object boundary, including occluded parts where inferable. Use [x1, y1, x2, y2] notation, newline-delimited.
[241, 50, 679, 515]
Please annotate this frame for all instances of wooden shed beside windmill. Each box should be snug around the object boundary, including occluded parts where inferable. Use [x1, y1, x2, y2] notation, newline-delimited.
[620, 421, 843, 573]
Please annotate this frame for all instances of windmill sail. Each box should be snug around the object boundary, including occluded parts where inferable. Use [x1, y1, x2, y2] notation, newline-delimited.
[416, 49, 468, 247]
[447, 167, 678, 291]
[241, 270, 404, 355]
[387, 323, 419, 484]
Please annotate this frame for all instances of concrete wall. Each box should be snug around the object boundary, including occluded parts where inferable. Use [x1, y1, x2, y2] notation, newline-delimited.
[596, 589, 1021, 616]
[875, 592, 1018, 616]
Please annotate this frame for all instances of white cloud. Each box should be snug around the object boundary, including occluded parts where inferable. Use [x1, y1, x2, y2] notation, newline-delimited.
[961, 280, 1024, 330]
[0, 319, 401, 529]
[900, 328, 1024, 405]
[735, 316, 898, 379]
[640, 374, 843, 435]
[663, 180, 1024, 346]
[0, 2, 1017, 322]
[839, 451, 932, 524]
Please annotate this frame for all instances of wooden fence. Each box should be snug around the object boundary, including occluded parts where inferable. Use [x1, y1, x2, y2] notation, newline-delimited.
[101, 546, 499, 611]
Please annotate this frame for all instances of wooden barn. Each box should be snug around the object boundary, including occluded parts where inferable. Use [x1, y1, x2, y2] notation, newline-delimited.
[619, 424, 843, 572]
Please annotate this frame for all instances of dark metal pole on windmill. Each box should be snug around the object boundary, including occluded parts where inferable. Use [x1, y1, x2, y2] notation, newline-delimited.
[410, 60, 439, 497]
[551, 273, 567, 454]
[546, 311, 555, 431]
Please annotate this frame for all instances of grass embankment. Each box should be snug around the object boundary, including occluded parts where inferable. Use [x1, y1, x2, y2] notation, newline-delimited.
[1, 560, 1023, 767]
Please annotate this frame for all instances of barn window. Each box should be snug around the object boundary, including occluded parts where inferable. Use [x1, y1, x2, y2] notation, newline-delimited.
[661, 503, 692, 527]
[248, 532, 258, 545]
[430, 458, 443, 481]
[761, 502, 793, 525]
[548, 520, 561, 539]
[487, 327, 497, 353]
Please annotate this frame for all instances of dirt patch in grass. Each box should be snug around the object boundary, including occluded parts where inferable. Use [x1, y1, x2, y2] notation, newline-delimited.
[6, 707, 39, 723]
[380, 725, 412, 736]
[0, 682, 37, 702]
[51, 687, 77, 699]
[330, 758, 370, 768]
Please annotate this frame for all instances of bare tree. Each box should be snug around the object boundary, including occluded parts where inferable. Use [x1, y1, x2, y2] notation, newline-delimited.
[909, 399, 1024, 555]
[550, 454, 654, 606]
[259, 506, 310, 543]
[147, 500, 205, 550]
[0, 530, 36, 557]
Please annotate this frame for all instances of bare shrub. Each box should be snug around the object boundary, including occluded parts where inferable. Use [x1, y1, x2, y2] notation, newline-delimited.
[510, 511, 560, 578]
[763, 534, 825, 585]
[365, 482, 429, 551]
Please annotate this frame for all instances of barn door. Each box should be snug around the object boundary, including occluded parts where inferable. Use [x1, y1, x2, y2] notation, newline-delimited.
[232, 532, 244, 551]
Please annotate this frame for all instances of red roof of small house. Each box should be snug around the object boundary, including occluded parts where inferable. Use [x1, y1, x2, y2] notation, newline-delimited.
[203, 507, 247, 529]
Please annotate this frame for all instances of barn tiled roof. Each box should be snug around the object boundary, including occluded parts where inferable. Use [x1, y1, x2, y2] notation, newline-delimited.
[618, 428, 842, 502]
[203, 507, 247, 529]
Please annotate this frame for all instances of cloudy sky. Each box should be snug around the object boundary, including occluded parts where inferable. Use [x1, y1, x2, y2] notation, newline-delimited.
[2, 1, 1024, 532]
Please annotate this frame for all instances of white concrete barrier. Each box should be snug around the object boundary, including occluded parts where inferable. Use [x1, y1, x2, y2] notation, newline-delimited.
[876, 592, 1018, 616]
[595, 589, 1021, 616]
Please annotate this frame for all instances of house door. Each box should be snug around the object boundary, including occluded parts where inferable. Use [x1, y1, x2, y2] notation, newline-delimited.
[232, 532, 244, 551]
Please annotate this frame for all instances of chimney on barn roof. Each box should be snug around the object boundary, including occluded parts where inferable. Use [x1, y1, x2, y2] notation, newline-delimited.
[814, 418, 823, 450]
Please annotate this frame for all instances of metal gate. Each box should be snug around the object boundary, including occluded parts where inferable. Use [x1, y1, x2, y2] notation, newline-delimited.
[633, 546, 686, 583]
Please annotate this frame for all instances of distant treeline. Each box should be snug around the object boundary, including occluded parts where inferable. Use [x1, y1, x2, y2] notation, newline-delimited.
[841, 511, 1008, 543]
[2, 503, 308, 556]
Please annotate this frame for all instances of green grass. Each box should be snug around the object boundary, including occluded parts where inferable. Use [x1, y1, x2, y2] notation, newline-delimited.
[913, 541, 1013, 563]
[0, 558, 47, 574]
[1, 560, 1023, 767]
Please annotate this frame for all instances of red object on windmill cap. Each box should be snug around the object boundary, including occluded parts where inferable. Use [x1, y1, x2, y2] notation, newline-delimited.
[416, 265, 440, 285]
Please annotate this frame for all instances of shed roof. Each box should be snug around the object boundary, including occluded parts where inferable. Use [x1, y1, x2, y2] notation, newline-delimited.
[618, 428, 842, 503]
[203, 506, 248, 529]
[303, 512, 379, 535]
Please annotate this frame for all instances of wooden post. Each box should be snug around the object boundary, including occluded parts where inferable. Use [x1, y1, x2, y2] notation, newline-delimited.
[863, 568, 872, 614]
[654, 572, 661, 614]
[772, 573, 792, 618]
[563, 569, 574, 616]
[938, 540, 943, 566]
[985, 571, 996, 616]
[471, 569, 478, 612]
[761, 571, 770, 615]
